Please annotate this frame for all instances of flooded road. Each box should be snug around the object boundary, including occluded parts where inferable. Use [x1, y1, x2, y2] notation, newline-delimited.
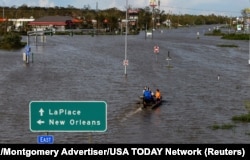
[0, 25, 250, 143]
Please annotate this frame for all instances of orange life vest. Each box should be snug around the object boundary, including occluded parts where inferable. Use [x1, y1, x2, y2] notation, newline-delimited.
[155, 91, 161, 99]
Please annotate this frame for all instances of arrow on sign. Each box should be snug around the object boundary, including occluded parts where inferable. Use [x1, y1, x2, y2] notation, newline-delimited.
[39, 108, 44, 116]
[37, 119, 45, 125]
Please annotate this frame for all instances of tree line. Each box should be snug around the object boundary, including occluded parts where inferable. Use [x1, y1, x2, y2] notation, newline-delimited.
[0, 5, 246, 50]
[0, 4, 237, 34]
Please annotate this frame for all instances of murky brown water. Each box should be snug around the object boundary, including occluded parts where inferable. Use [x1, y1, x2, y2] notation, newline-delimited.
[0, 25, 250, 143]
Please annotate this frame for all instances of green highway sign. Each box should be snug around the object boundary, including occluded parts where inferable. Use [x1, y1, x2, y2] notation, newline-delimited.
[29, 101, 107, 132]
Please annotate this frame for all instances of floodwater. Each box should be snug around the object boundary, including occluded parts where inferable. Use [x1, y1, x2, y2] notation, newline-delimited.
[0, 25, 250, 144]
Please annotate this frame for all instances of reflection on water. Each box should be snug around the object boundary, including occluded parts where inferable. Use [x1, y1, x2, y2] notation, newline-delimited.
[0, 25, 250, 143]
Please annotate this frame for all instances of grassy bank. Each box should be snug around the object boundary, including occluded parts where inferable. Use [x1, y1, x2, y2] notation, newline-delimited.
[232, 101, 250, 122]
[222, 34, 249, 40]
[210, 101, 250, 132]
[205, 29, 250, 40]
[216, 44, 238, 48]
[232, 113, 250, 122]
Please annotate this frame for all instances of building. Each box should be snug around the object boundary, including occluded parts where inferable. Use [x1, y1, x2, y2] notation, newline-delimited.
[128, 9, 139, 27]
[8, 17, 35, 31]
[0, 18, 7, 23]
[28, 16, 82, 31]
[0, 17, 35, 32]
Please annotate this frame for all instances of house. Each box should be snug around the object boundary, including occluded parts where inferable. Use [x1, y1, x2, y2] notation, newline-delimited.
[28, 16, 82, 31]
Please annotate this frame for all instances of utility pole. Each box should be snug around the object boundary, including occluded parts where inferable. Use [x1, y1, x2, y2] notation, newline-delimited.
[248, 0, 250, 64]
[158, 0, 160, 26]
[124, 0, 128, 76]
[2, 1, 4, 19]
[95, 1, 98, 35]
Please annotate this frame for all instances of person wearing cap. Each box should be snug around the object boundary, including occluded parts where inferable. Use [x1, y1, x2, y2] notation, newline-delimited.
[143, 87, 152, 103]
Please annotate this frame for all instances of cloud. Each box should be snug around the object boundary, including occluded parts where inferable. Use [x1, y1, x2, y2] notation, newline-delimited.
[39, 0, 55, 7]
[132, 0, 149, 8]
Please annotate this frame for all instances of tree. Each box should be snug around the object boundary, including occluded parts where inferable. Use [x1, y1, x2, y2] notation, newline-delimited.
[241, 8, 250, 18]
[0, 32, 25, 49]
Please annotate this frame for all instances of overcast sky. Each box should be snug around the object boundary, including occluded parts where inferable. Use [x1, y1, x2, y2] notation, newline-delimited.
[1, 0, 249, 17]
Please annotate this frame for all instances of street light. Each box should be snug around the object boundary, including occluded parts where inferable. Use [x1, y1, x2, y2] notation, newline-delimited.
[2, 0, 4, 19]
[124, 0, 128, 75]
[249, 22, 250, 65]
[248, 0, 250, 64]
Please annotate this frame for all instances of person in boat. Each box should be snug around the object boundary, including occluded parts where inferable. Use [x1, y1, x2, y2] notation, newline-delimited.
[143, 86, 147, 95]
[142, 86, 147, 99]
[155, 89, 162, 102]
[143, 87, 153, 104]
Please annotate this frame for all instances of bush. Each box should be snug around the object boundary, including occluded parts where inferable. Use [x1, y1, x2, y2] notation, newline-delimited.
[232, 113, 250, 122]
[222, 34, 249, 40]
[0, 32, 26, 50]
[204, 29, 224, 36]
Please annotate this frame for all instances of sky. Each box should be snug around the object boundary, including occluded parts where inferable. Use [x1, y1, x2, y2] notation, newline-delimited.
[1, 0, 249, 17]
